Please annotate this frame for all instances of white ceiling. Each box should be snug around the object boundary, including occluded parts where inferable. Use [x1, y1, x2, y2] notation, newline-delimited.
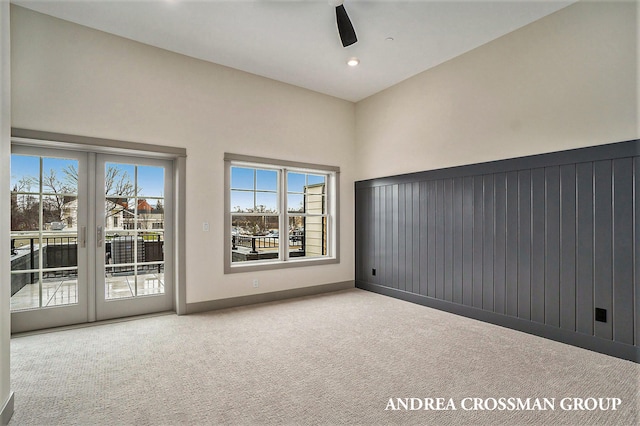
[12, 0, 576, 102]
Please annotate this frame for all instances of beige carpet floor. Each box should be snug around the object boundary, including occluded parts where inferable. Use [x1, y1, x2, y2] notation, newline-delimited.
[8, 288, 640, 425]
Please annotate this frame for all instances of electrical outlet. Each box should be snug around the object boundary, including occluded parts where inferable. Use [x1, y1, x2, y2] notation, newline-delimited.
[252, 279, 259, 288]
[595, 308, 607, 323]
[202, 222, 209, 232]
[372, 268, 376, 276]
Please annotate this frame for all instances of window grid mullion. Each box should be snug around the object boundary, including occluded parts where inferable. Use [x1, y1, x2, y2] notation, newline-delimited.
[253, 169, 257, 212]
[282, 168, 288, 262]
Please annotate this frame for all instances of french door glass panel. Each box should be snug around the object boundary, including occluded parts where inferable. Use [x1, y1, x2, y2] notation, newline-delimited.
[10, 147, 88, 332]
[96, 155, 172, 321]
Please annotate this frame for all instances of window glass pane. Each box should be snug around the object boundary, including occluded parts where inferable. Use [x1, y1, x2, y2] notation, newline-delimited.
[255, 192, 278, 213]
[12, 193, 39, 232]
[105, 197, 130, 230]
[137, 165, 164, 197]
[41, 232, 79, 269]
[10, 154, 39, 192]
[136, 198, 161, 230]
[231, 190, 254, 213]
[288, 193, 304, 213]
[42, 194, 66, 228]
[287, 172, 305, 193]
[137, 265, 165, 296]
[231, 167, 254, 190]
[256, 169, 277, 192]
[42, 157, 78, 195]
[10, 237, 41, 271]
[289, 215, 327, 259]
[140, 231, 164, 262]
[288, 216, 305, 257]
[10, 272, 39, 311]
[232, 215, 279, 237]
[42, 271, 78, 307]
[105, 264, 134, 299]
[231, 215, 280, 263]
[105, 163, 135, 197]
[307, 174, 326, 188]
[306, 193, 325, 214]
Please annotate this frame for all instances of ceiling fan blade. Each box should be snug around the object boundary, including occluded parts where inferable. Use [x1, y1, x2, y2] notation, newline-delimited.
[335, 4, 357, 47]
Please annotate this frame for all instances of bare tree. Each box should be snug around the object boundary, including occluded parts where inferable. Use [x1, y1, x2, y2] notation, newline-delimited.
[11, 177, 39, 231]
[64, 164, 137, 220]
[42, 169, 72, 224]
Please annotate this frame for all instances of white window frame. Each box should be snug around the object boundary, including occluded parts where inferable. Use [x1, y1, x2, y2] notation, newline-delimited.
[224, 153, 340, 274]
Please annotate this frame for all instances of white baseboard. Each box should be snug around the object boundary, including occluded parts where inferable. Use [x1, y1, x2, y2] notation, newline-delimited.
[186, 281, 354, 314]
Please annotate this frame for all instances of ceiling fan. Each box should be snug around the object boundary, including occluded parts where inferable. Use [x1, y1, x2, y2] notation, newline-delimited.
[329, 0, 357, 47]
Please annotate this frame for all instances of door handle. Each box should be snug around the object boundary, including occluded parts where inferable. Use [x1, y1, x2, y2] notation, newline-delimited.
[97, 225, 103, 247]
[80, 226, 86, 248]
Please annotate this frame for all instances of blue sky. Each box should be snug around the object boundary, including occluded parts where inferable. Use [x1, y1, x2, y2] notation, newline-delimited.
[11, 154, 164, 198]
[230, 167, 326, 212]
[10, 155, 77, 193]
[107, 162, 164, 198]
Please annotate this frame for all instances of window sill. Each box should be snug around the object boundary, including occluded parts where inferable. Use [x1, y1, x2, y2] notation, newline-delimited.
[224, 256, 339, 274]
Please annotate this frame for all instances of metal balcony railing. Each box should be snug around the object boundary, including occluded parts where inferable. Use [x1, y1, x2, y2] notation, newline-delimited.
[232, 234, 304, 254]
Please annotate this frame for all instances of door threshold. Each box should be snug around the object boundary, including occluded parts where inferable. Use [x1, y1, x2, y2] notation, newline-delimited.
[11, 311, 175, 338]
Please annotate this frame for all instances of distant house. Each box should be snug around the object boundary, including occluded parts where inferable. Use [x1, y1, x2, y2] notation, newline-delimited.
[102, 198, 164, 231]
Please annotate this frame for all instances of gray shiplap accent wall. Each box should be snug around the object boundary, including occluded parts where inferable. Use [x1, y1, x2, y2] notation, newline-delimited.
[355, 140, 640, 362]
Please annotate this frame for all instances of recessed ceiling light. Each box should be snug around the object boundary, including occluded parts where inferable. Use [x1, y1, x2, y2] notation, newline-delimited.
[385, 37, 394, 42]
[347, 58, 360, 67]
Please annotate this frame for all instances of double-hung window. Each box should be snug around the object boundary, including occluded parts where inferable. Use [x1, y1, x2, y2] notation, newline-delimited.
[224, 154, 339, 273]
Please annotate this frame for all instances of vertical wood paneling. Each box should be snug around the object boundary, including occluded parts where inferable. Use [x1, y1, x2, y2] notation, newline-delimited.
[436, 180, 445, 299]
[493, 173, 507, 315]
[576, 162, 594, 335]
[462, 177, 474, 306]
[354, 187, 364, 282]
[398, 184, 406, 291]
[531, 168, 546, 324]
[559, 164, 576, 331]
[384, 185, 394, 289]
[356, 144, 640, 356]
[374, 186, 381, 286]
[412, 182, 421, 294]
[419, 182, 428, 296]
[545, 166, 561, 328]
[427, 181, 437, 298]
[613, 158, 634, 344]
[366, 187, 374, 284]
[361, 187, 369, 282]
[444, 179, 454, 302]
[453, 177, 464, 304]
[483, 174, 494, 311]
[635, 157, 640, 347]
[518, 170, 532, 320]
[379, 186, 386, 287]
[392, 185, 399, 289]
[506, 171, 519, 317]
[473, 175, 484, 308]
[404, 183, 413, 293]
[594, 160, 613, 340]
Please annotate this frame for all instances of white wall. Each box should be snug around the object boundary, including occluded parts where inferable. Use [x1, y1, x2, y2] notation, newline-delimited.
[0, 0, 12, 423]
[355, 0, 639, 181]
[8, 1, 638, 305]
[10, 5, 356, 304]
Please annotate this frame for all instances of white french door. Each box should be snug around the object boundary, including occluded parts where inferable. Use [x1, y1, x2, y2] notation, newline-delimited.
[10, 146, 89, 332]
[10, 147, 174, 333]
[94, 154, 173, 321]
